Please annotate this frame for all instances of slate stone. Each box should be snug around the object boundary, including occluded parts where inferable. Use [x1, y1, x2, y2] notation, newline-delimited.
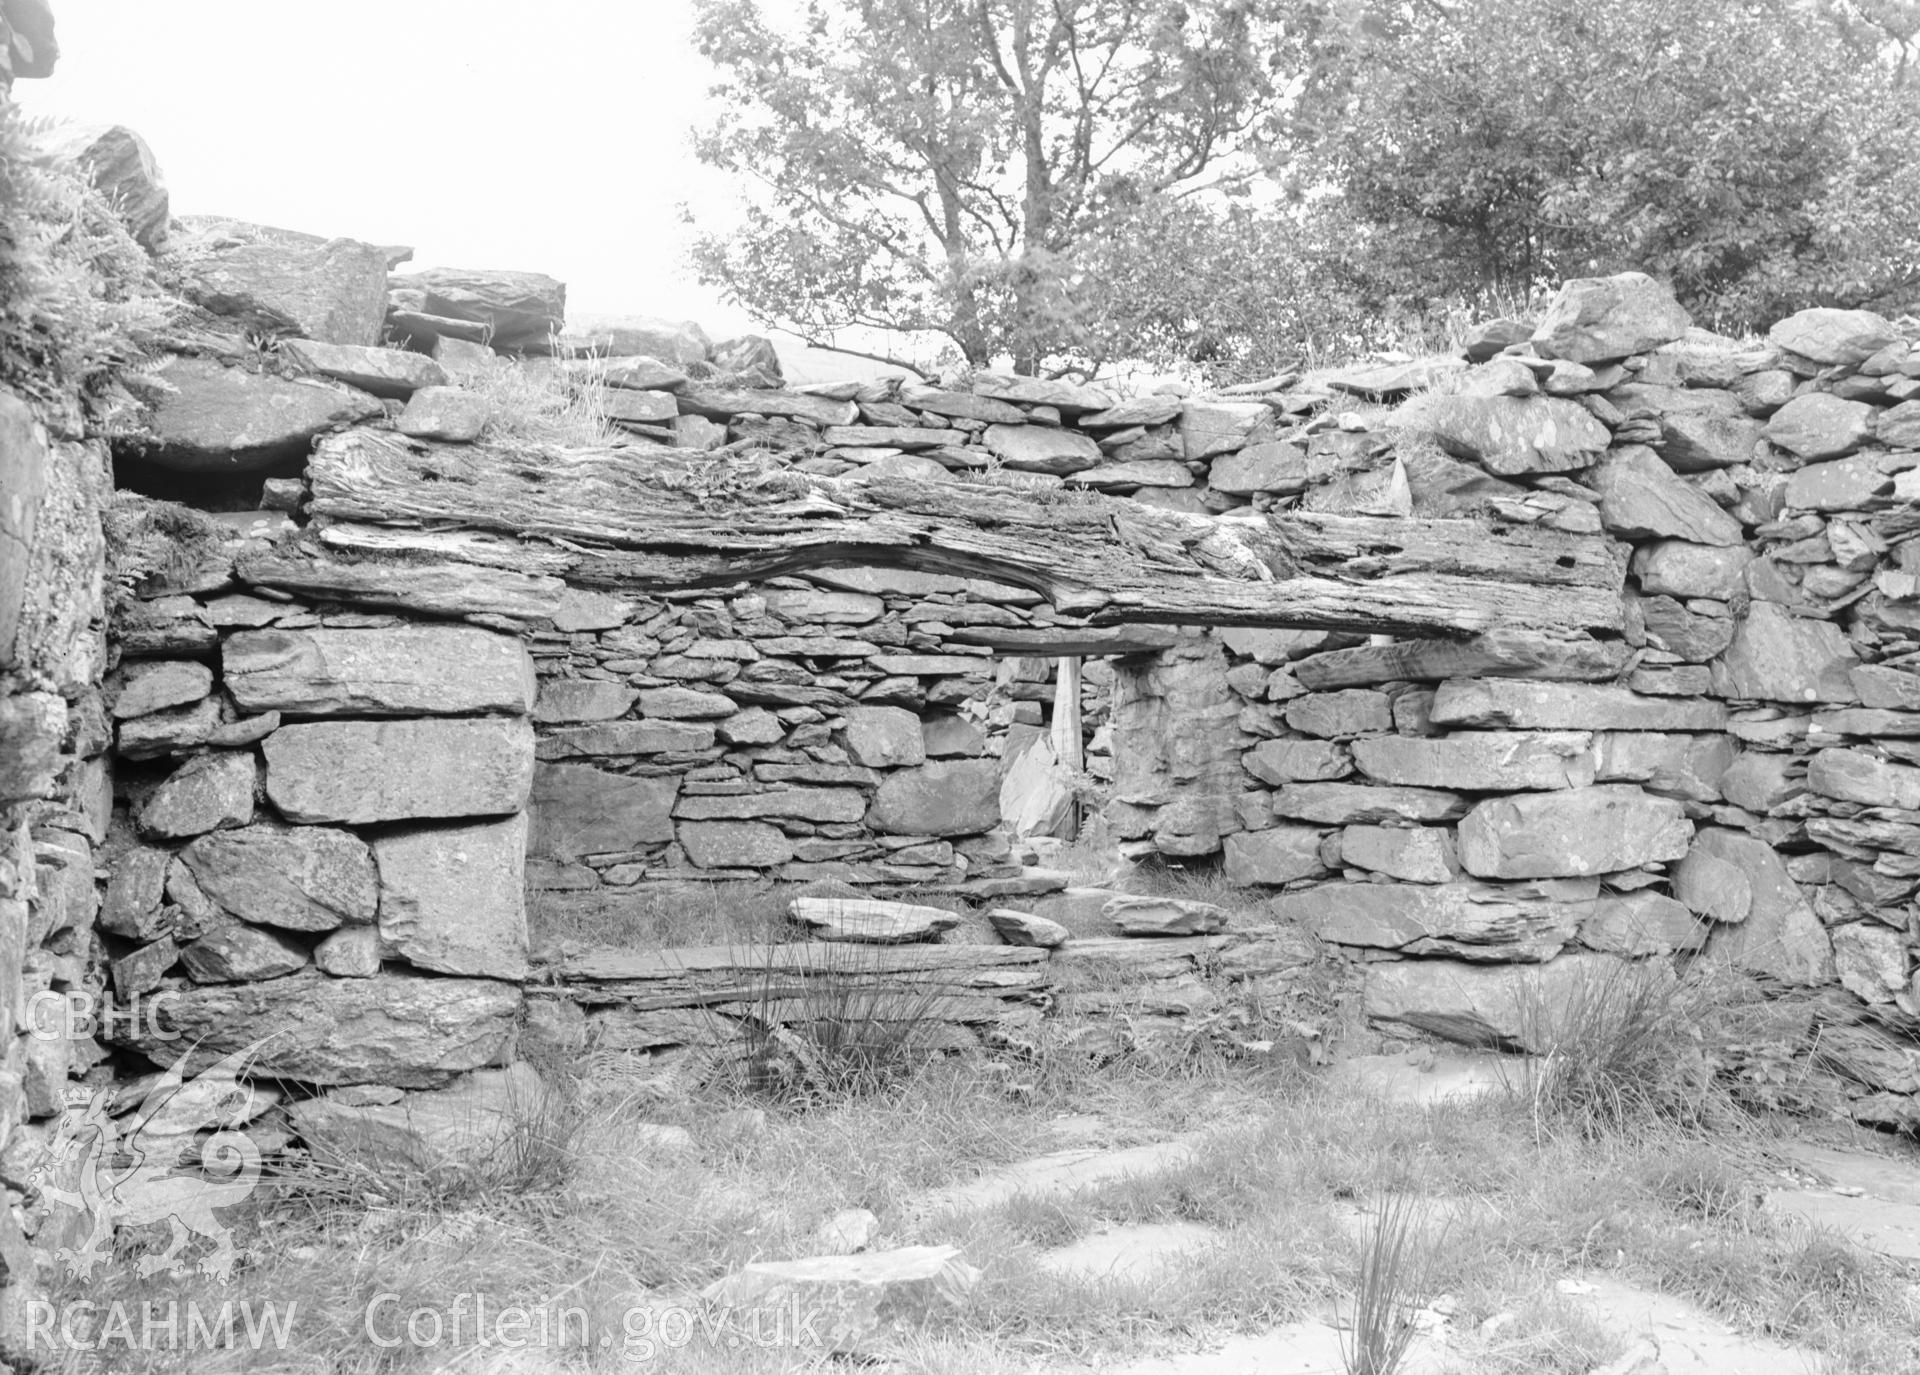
[307, 926, 380, 979]
[180, 821, 377, 932]
[1710, 602, 1859, 704]
[528, 763, 678, 858]
[533, 679, 637, 723]
[134, 357, 382, 472]
[1077, 396, 1183, 427]
[869, 760, 1001, 835]
[1852, 665, 1920, 710]
[280, 339, 447, 397]
[1245, 739, 1351, 784]
[1638, 596, 1734, 662]
[1273, 782, 1468, 824]
[1766, 393, 1875, 461]
[124, 970, 522, 1088]
[1066, 460, 1192, 490]
[1208, 441, 1308, 496]
[109, 660, 213, 720]
[981, 423, 1103, 474]
[1631, 541, 1753, 600]
[791, 897, 960, 943]
[842, 706, 925, 768]
[602, 389, 679, 424]
[1783, 452, 1919, 512]
[1282, 689, 1393, 739]
[1692, 828, 1833, 986]
[583, 355, 689, 391]
[137, 750, 257, 840]
[396, 386, 493, 442]
[1715, 754, 1801, 814]
[537, 721, 715, 757]
[900, 385, 1026, 424]
[389, 267, 566, 352]
[679, 820, 794, 868]
[45, 122, 170, 250]
[678, 788, 869, 824]
[1352, 732, 1595, 791]
[922, 714, 986, 758]
[1768, 308, 1900, 367]
[1673, 848, 1752, 925]
[1277, 879, 1582, 960]
[1654, 388, 1765, 471]
[1531, 272, 1690, 363]
[1413, 393, 1611, 475]
[225, 626, 534, 717]
[677, 386, 855, 426]
[971, 375, 1115, 413]
[116, 695, 222, 760]
[290, 1064, 551, 1176]
[1223, 827, 1327, 885]
[1832, 923, 1908, 1005]
[762, 588, 885, 624]
[1731, 369, 1796, 416]
[1590, 445, 1743, 545]
[1807, 748, 1920, 810]
[560, 316, 709, 364]
[717, 708, 785, 745]
[1592, 731, 1734, 802]
[1579, 892, 1705, 957]
[1365, 951, 1645, 1049]
[375, 817, 528, 980]
[262, 717, 535, 824]
[638, 686, 738, 719]
[1181, 400, 1274, 460]
[700, 1246, 980, 1356]
[1456, 785, 1691, 879]
[1429, 679, 1727, 731]
[181, 224, 391, 345]
[1104, 895, 1228, 936]
[1337, 825, 1459, 883]
[101, 844, 172, 939]
[180, 923, 310, 984]
[986, 909, 1070, 948]
[1326, 357, 1467, 397]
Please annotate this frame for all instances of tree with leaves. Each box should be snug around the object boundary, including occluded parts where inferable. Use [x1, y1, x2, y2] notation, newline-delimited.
[1295, 0, 1920, 331]
[687, 0, 1298, 376]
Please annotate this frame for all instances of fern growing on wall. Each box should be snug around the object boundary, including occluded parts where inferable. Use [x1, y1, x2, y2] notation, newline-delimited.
[0, 93, 173, 406]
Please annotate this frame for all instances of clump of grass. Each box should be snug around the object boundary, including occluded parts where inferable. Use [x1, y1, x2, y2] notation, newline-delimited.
[735, 939, 960, 1102]
[1508, 957, 1715, 1140]
[455, 347, 621, 448]
[1342, 1189, 1447, 1375]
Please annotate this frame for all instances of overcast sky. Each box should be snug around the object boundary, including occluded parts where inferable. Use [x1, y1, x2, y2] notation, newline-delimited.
[21, 0, 761, 335]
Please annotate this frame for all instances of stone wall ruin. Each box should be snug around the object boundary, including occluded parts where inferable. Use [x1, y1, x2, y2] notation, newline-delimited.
[5, 28, 1920, 1323]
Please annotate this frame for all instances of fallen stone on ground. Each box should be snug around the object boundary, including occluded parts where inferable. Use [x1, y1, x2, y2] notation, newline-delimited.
[700, 1245, 981, 1354]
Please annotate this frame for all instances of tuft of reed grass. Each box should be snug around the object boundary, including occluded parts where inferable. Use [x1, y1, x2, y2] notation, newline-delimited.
[1507, 957, 1715, 1140]
[1341, 1189, 1446, 1375]
[734, 939, 961, 1103]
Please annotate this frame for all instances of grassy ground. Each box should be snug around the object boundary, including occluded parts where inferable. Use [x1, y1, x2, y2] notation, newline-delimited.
[47, 1013, 1920, 1375]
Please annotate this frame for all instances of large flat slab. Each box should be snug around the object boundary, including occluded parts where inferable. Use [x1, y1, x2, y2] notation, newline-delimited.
[263, 717, 534, 823]
[224, 625, 534, 716]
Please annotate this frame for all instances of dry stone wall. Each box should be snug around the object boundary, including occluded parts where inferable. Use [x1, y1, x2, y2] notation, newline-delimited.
[88, 233, 1920, 1139]
[8, 56, 1920, 1269]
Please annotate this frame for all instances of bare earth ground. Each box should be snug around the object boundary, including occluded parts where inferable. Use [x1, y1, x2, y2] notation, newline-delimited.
[47, 1027, 1920, 1375]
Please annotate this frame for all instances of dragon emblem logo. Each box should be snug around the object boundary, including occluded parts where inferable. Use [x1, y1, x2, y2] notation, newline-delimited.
[32, 1042, 271, 1282]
